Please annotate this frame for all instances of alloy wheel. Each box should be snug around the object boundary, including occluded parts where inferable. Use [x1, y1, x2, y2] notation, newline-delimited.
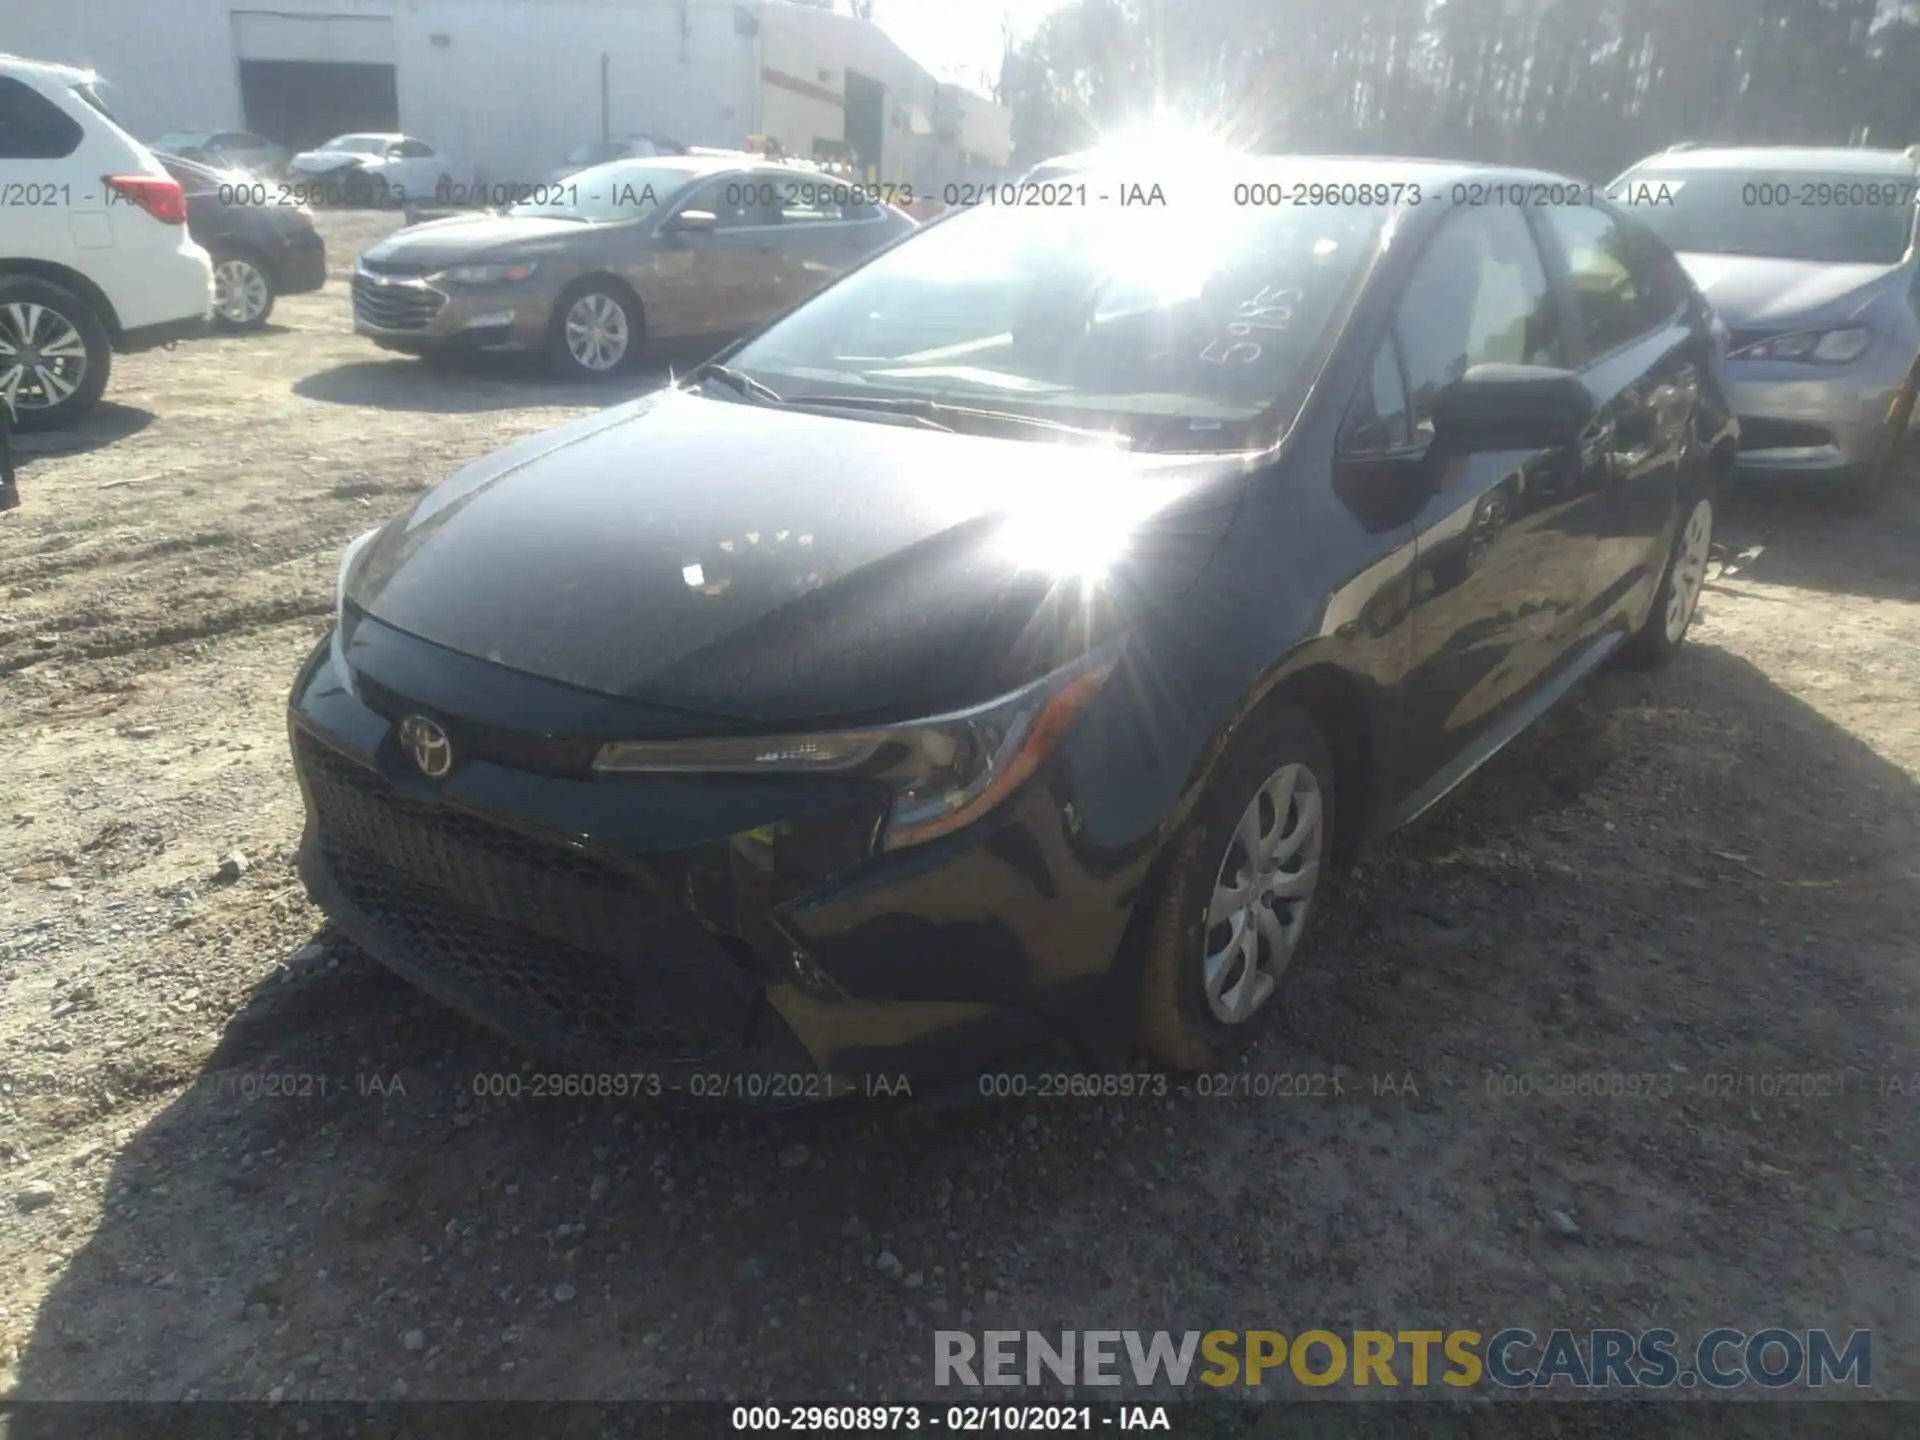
[1201, 761, 1325, 1025]
[1663, 496, 1712, 644]
[0, 301, 88, 414]
[213, 259, 270, 325]
[564, 294, 630, 371]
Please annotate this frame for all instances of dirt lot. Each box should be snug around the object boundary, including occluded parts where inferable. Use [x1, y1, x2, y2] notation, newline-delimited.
[2, 207, 1919, 1409]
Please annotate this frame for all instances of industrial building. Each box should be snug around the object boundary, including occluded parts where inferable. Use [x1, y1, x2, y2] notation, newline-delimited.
[0, 0, 1012, 189]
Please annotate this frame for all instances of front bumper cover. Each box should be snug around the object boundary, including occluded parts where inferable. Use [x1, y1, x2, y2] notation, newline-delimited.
[286, 621, 1136, 1098]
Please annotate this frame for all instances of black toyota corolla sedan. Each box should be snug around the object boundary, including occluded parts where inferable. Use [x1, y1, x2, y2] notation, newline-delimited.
[289, 156, 1735, 1098]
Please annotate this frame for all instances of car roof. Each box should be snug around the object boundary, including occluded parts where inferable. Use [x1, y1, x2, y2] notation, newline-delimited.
[1627, 145, 1918, 174]
[602, 153, 811, 178]
[0, 53, 100, 87]
[1030, 151, 1572, 192]
[326, 132, 403, 144]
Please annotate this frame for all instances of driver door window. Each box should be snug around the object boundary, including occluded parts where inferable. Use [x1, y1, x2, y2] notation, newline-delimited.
[1396, 206, 1567, 441]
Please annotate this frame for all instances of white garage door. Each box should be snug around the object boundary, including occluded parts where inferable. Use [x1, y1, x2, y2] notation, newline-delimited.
[231, 12, 396, 65]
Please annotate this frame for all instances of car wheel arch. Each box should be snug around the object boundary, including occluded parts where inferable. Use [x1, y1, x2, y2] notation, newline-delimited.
[1158, 650, 1383, 877]
[0, 260, 124, 342]
[208, 238, 275, 283]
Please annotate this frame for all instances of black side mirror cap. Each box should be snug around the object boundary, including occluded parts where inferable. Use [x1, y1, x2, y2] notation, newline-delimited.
[1431, 363, 1595, 451]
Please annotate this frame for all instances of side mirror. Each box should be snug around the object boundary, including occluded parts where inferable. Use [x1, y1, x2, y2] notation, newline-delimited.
[664, 209, 718, 235]
[1431, 363, 1595, 451]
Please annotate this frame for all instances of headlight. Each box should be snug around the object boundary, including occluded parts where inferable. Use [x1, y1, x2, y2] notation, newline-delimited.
[1730, 326, 1872, 364]
[335, 527, 380, 619]
[592, 643, 1124, 851]
[433, 261, 539, 285]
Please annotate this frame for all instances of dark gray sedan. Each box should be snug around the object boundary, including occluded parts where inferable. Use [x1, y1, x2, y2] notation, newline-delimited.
[352, 156, 916, 377]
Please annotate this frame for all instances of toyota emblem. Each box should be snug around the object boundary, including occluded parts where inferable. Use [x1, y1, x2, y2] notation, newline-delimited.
[398, 714, 454, 778]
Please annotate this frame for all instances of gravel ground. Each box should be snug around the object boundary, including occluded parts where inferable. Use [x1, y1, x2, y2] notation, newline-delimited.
[2, 209, 1919, 1408]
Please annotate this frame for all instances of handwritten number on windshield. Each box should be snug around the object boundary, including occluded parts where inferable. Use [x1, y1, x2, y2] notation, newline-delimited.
[1199, 284, 1306, 365]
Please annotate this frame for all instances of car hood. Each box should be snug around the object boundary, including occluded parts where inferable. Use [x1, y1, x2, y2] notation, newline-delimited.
[1675, 252, 1903, 329]
[346, 390, 1252, 723]
[365, 213, 598, 265]
[290, 151, 367, 173]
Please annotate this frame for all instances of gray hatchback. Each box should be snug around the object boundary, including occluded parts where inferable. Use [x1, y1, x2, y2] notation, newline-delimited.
[1610, 143, 1920, 508]
[352, 155, 915, 377]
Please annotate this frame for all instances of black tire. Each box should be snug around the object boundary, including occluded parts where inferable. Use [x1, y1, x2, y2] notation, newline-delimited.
[0, 275, 112, 433]
[546, 280, 641, 380]
[1137, 702, 1337, 1071]
[209, 248, 277, 330]
[1620, 463, 1718, 670]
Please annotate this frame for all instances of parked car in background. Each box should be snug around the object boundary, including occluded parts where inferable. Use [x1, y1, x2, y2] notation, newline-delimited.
[0, 53, 211, 430]
[295, 157, 1732, 1093]
[548, 133, 686, 182]
[149, 129, 287, 177]
[1019, 149, 1099, 183]
[156, 152, 326, 328]
[1610, 142, 1920, 508]
[351, 154, 915, 378]
[289, 133, 454, 206]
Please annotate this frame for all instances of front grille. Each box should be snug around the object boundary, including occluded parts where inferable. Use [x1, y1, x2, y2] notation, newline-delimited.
[1738, 417, 1835, 451]
[296, 730, 754, 1062]
[353, 674, 600, 778]
[352, 274, 445, 331]
[358, 257, 431, 277]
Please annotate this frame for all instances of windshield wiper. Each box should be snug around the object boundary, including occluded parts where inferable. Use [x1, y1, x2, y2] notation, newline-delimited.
[777, 394, 1127, 445]
[685, 362, 785, 404]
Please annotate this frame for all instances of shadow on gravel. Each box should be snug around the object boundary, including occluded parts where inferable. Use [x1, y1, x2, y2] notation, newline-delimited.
[293, 337, 739, 416]
[196, 323, 299, 344]
[9, 404, 155, 467]
[1715, 474, 1920, 604]
[11, 641, 1920, 1408]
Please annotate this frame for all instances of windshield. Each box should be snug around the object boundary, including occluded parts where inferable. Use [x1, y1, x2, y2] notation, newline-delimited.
[1614, 168, 1915, 264]
[507, 161, 693, 221]
[563, 141, 609, 166]
[322, 135, 388, 154]
[719, 172, 1388, 449]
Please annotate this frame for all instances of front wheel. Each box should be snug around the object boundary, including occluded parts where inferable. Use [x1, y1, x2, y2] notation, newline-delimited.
[548, 285, 639, 379]
[1620, 486, 1714, 669]
[1137, 703, 1335, 1071]
[0, 276, 112, 432]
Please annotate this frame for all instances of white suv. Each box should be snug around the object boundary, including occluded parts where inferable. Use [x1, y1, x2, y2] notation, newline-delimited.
[0, 55, 213, 431]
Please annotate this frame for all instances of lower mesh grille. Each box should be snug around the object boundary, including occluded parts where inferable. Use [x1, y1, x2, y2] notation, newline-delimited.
[296, 729, 754, 1063]
[1738, 417, 1836, 452]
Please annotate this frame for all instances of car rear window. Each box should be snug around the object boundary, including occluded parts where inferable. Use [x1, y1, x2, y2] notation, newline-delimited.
[0, 76, 85, 159]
